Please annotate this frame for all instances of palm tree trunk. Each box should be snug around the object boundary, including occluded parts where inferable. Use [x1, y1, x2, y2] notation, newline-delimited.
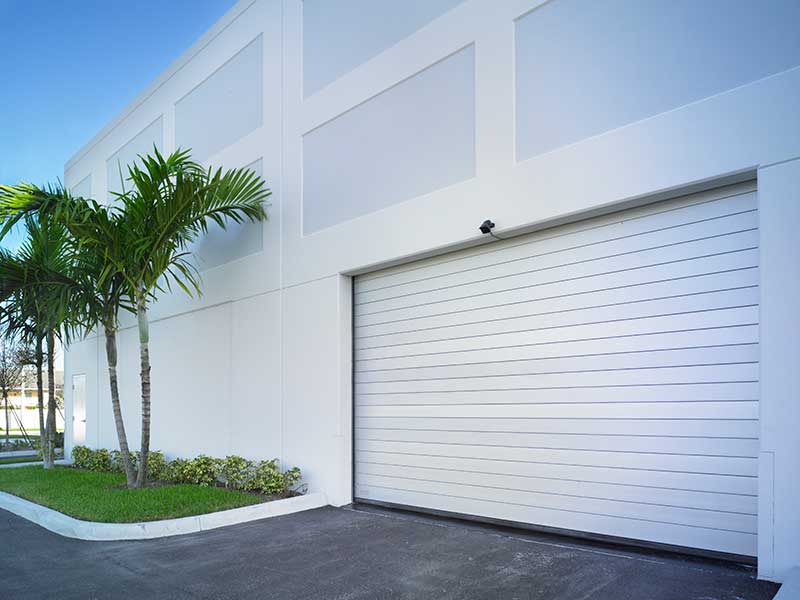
[104, 324, 136, 487]
[43, 331, 57, 469]
[135, 296, 151, 488]
[36, 337, 45, 456]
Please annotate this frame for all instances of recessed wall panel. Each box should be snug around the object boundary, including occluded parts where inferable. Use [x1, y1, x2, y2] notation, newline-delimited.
[303, 46, 475, 235]
[515, 0, 800, 161]
[106, 117, 163, 196]
[192, 159, 265, 270]
[303, 0, 464, 96]
[71, 174, 92, 199]
[175, 36, 263, 163]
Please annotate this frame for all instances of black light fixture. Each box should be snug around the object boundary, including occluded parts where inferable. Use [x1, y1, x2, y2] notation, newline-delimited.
[479, 219, 504, 240]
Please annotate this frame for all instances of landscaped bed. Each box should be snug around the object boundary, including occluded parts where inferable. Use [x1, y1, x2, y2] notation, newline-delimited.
[0, 465, 264, 522]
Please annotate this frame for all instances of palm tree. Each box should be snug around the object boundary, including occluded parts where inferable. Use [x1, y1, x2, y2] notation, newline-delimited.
[0, 212, 76, 468]
[0, 186, 138, 483]
[1, 149, 270, 486]
[115, 148, 269, 487]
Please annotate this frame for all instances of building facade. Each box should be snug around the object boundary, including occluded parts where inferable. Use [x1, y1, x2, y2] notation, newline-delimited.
[63, 0, 800, 582]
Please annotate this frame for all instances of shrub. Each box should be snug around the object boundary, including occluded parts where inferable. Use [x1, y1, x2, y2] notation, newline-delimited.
[218, 455, 252, 490]
[109, 450, 127, 474]
[147, 451, 169, 481]
[246, 459, 290, 495]
[283, 466, 302, 491]
[86, 448, 111, 472]
[70, 447, 302, 495]
[164, 457, 185, 481]
[170, 455, 219, 486]
[71, 445, 93, 469]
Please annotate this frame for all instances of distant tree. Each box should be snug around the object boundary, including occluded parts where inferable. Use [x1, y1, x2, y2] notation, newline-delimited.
[0, 335, 25, 446]
[0, 212, 77, 468]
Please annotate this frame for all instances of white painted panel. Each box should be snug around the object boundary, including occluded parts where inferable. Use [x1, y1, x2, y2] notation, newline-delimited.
[303, 46, 475, 234]
[70, 174, 92, 199]
[229, 291, 282, 459]
[354, 183, 759, 556]
[191, 159, 264, 270]
[175, 35, 263, 163]
[106, 117, 163, 197]
[302, 0, 464, 96]
[515, 0, 800, 160]
[283, 276, 352, 505]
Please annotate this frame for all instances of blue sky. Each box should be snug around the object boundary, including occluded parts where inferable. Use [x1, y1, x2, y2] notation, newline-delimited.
[0, 0, 238, 249]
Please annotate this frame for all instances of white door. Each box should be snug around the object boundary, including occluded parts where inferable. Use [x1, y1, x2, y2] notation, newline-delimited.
[353, 182, 759, 558]
[72, 374, 87, 445]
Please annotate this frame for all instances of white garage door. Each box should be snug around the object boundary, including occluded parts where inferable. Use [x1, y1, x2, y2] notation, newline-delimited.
[353, 182, 759, 558]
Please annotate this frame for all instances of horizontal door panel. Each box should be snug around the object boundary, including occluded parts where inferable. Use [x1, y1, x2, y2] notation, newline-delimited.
[356, 189, 755, 295]
[356, 363, 759, 394]
[355, 287, 758, 350]
[355, 429, 759, 457]
[356, 231, 758, 315]
[355, 486, 756, 556]
[355, 450, 758, 495]
[357, 400, 759, 421]
[356, 473, 756, 533]
[355, 250, 758, 322]
[355, 439, 759, 476]
[356, 382, 759, 407]
[357, 268, 759, 336]
[356, 306, 758, 360]
[356, 209, 757, 304]
[356, 416, 758, 438]
[356, 327, 759, 371]
[356, 345, 758, 383]
[356, 462, 757, 515]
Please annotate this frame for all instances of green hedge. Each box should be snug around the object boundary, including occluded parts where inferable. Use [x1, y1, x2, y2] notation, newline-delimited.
[71, 446, 302, 496]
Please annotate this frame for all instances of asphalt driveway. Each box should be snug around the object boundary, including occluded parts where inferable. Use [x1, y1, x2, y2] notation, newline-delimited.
[0, 504, 780, 600]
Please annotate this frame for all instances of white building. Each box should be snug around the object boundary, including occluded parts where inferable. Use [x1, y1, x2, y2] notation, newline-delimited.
[63, 0, 800, 583]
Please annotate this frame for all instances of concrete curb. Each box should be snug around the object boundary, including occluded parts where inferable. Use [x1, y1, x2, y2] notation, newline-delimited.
[0, 490, 328, 541]
[0, 450, 38, 458]
[0, 460, 68, 469]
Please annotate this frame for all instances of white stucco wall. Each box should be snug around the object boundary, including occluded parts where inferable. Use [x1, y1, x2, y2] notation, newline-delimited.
[63, 0, 800, 581]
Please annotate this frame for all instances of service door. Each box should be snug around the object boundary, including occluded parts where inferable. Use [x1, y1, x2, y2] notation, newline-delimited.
[72, 374, 86, 445]
[353, 182, 759, 558]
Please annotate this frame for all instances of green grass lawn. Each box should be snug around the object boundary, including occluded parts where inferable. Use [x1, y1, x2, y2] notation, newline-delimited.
[0, 455, 41, 465]
[0, 466, 263, 522]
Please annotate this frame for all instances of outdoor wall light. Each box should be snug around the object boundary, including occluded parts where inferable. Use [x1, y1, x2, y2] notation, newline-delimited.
[479, 219, 504, 240]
